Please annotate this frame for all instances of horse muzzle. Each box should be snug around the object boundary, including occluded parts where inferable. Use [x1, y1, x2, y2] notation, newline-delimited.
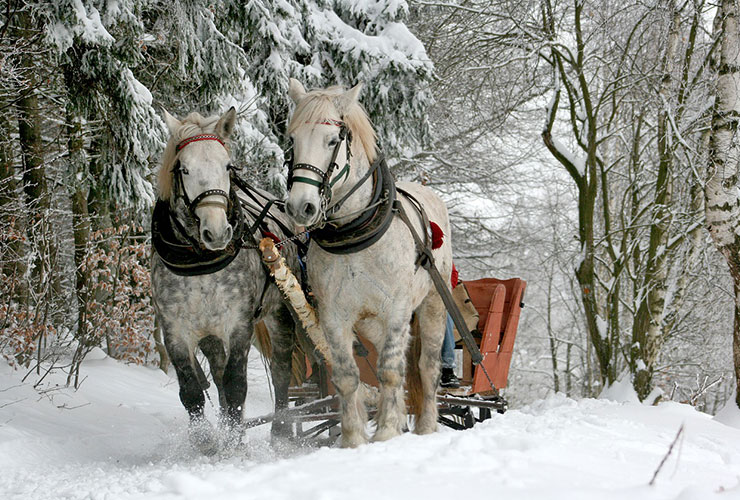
[285, 197, 319, 226]
[200, 223, 233, 251]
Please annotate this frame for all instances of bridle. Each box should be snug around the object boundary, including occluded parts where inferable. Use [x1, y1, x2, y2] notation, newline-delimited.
[285, 119, 352, 217]
[172, 134, 233, 221]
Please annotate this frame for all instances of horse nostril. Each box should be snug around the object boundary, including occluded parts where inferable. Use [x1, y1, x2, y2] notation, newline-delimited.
[224, 225, 233, 242]
[286, 202, 296, 218]
[203, 228, 214, 244]
[303, 203, 316, 218]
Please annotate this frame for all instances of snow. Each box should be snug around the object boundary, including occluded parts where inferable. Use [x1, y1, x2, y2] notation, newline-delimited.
[715, 391, 740, 430]
[600, 376, 641, 404]
[3, 354, 740, 500]
[46, 1, 114, 53]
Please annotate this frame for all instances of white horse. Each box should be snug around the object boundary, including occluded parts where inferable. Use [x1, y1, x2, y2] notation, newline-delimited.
[283, 79, 452, 447]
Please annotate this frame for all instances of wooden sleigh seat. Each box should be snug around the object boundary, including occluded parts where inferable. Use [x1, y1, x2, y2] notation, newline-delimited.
[459, 277, 526, 394]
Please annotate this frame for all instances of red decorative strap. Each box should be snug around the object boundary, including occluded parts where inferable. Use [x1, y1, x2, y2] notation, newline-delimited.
[308, 119, 344, 127]
[176, 134, 225, 151]
[261, 230, 281, 244]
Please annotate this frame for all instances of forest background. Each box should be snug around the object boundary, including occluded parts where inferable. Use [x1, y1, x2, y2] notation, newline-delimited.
[2, 0, 740, 413]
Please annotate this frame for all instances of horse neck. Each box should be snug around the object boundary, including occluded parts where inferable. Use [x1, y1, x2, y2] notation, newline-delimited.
[328, 150, 374, 226]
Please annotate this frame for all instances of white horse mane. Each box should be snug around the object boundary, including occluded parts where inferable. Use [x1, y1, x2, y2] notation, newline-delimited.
[287, 86, 378, 165]
[157, 112, 227, 201]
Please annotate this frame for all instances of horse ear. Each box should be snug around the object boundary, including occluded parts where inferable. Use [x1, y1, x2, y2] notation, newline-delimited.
[289, 78, 307, 103]
[339, 83, 363, 111]
[216, 107, 237, 140]
[162, 108, 181, 135]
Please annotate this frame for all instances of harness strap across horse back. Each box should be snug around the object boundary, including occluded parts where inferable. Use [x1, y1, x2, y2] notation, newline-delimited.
[393, 188, 485, 368]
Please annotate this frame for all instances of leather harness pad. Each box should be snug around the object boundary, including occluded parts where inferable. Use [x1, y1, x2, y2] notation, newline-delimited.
[310, 155, 397, 255]
[151, 188, 245, 276]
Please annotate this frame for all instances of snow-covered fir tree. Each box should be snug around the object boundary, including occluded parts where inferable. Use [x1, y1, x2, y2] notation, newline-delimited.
[226, 0, 434, 170]
[44, 0, 165, 209]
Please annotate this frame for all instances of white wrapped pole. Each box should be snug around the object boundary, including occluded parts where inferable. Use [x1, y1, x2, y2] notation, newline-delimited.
[259, 238, 332, 364]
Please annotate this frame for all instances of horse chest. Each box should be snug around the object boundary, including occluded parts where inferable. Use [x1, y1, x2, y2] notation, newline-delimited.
[308, 249, 423, 315]
[153, 260, 262, 335]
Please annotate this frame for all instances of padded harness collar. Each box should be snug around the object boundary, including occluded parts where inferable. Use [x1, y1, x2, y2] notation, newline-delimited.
[152, 187, 245, 276]
[309, 154, 397, 254]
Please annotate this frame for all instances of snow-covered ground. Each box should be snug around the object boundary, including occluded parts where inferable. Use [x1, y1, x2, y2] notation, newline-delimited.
[2, 350, 740, 500]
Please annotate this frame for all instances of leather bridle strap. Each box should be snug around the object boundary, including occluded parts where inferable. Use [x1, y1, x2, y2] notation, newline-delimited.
[288, 123, 351, 196]
[173, 134, 230, 218]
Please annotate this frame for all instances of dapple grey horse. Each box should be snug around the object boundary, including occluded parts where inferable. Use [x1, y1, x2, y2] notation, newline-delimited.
[151, 108, 297, 454]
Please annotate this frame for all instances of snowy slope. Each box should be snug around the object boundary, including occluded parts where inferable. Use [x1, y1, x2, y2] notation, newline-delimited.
[2, 351, 740, 500]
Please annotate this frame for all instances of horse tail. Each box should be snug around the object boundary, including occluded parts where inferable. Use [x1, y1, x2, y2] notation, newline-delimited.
[406, 314, 423, 417]
[253, 321, 273, 359]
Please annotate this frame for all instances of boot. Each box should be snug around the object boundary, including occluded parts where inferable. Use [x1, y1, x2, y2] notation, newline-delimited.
[440, 367, 460, 389]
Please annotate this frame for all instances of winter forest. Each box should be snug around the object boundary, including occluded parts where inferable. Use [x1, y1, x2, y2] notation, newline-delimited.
[4, 0, 740, 473]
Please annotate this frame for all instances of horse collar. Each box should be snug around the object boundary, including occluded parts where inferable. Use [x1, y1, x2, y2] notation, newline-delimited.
[152, 187, 246, 276]
[309, 154, 397, 254]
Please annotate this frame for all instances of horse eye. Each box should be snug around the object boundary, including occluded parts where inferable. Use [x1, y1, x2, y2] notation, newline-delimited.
[328, 137, 339, 147]
[181, 167, 189, 175]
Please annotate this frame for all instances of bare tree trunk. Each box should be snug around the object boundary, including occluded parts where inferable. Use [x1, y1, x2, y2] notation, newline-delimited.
[66, 105, 91, 346]
[542, 0, 613, 387]
[631, 5, 681, 401]
[546, 273, 560, 392]
[0, 110, 27, 301]
[706, 0, 740, 409]
[14, 10, 54, 305]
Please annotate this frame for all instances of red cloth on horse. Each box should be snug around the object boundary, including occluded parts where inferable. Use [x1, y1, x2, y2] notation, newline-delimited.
[430, 221, 444, 250]
[428, 221, 457, 289]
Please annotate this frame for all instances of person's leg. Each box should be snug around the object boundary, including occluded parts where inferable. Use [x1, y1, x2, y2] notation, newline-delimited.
[441, 313, 455, 369]
[440, 313, 460, 388]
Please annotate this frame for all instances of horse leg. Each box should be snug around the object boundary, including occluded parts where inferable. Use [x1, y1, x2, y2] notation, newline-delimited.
[413, 293, 446, 434]
[220, 321, 252, 446]
[373, 315, 411, 442]
[199, 335, 227, 410]
[263, 304, 297, 441]
[163, 327, 218, 455]
[325, 317, 367, 448]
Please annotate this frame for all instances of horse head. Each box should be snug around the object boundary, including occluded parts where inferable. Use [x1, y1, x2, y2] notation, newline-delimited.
[284, 79, 376, 227]
[159, 108, 237, 251]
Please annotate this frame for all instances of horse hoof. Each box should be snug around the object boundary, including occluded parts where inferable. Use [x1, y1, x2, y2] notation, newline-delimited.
[189, 419, 219, 456]
[414, 420, 438, 435]
[340, 432, 368, 448]
[220, 423, 245, 450]
[372, 427, 401, 442]
[270, 415, 294, 440]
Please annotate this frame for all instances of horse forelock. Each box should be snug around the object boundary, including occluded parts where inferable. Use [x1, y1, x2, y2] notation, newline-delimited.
[157, 112, 226, 201]
[288, 87, 377, 165]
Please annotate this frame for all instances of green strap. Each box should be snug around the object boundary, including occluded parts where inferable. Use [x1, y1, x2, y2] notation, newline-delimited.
[293, 163, 350, 189]
[292, 176, 323, 188]
[330, 163, 350, 187]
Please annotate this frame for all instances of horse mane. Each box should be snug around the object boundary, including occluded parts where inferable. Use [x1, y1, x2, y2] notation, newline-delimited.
[157, 112, 224, 201]
[287, 86, 378, 165]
